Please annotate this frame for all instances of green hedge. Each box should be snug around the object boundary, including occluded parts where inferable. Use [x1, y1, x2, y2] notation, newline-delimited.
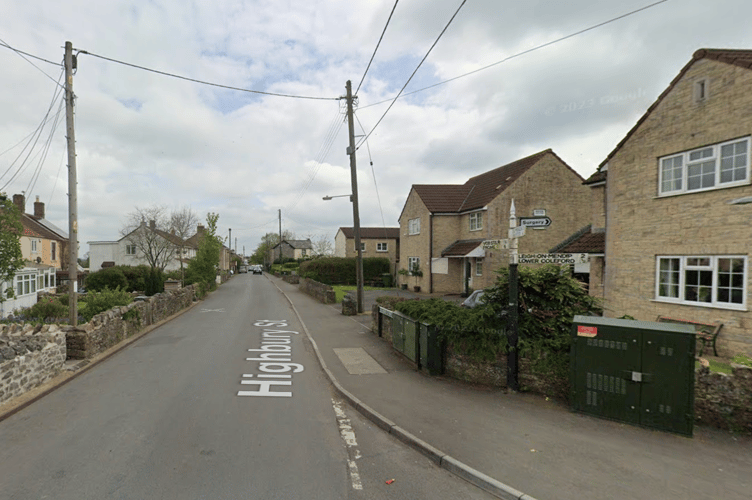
[299, 256, 390, 285]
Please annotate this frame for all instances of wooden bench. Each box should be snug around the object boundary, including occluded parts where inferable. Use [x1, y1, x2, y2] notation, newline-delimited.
[656, 316, 723, 357]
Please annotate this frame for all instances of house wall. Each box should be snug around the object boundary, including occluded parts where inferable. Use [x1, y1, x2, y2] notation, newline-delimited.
[89, 240, 183, 272]
[431, 214, 462, 293]
[399, 190, 432, 290]
[20, 236, 62, 269]
[334, 230, 347, 257]
[604, 58, 752, 356]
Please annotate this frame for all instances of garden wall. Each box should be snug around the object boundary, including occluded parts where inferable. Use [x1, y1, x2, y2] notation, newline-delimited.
[0, 324, 67, 405]
[66, 285, 197, 360]
[299, 277, 335, 304]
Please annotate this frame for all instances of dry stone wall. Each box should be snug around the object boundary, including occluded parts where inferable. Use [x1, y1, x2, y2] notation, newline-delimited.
[299, 278, 335, 304]
[0, 324, 66, 405]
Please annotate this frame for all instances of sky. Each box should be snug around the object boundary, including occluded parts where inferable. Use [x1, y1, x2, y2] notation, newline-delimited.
[2, 0, 752, 259]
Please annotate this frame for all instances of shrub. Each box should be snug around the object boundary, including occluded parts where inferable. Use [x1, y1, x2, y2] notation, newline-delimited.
[144, 268, 165, 296]
[116, 265, 151, 292]
[86, 267, 128, 292]
[19, 297, 69, 323]
[80, 287, 133, 322]
[300, 257, 390, 285]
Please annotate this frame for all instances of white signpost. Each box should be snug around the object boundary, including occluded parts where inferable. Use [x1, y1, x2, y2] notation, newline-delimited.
[482, 239, 510, 250]
[518, 253, 589, 265]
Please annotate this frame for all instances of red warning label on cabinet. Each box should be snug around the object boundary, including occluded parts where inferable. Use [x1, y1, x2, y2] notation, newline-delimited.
[577, 325, 598, 337]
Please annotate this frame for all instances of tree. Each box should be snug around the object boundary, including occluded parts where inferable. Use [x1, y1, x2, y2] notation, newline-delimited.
[0, 194, 24, 300]
[169, 205, 199, 281]
[185, 212, 222, 290]
[251, 230, 295, 266]
[120, 205, 180, 272]
[309, 233, 334, 257]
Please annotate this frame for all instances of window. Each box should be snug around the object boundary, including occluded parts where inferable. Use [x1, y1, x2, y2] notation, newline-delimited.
[377, 242, 388, 252]
[360, 243, 366, 252]
[408, 218, 420, 235]
[693, 78, 708, 103]
[408, 257, 420, 275]
[126, 244, 137, 255]
[469, 212, 483, 231]
[51, 242, 56, 261]
[31, 240, 38, 253]
[15, 273, 36, 297]
[476, 259, 483, 276]
[659, 137, 750, 195]
[656, 256, 746, 309]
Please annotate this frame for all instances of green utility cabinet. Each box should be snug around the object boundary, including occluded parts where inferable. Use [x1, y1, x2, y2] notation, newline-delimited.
[571, 315, 696, 436]
[418, 323, 444, 375]
[392, 313, 405, 354]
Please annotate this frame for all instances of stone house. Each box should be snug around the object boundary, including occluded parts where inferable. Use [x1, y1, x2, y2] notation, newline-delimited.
[583, 48, 752, 357]
[269, 239, 313, 262]
[334, 227, 400, 274]
[398, 149, 591, 294]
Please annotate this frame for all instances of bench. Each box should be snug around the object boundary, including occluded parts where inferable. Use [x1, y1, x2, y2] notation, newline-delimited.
[656, 316, 723, 357]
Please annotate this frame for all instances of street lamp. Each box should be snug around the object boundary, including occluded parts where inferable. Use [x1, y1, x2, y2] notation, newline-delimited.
[323, 193, 363, 313]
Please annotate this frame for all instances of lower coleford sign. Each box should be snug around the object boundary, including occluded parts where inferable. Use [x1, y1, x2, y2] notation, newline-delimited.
[519, 253, 588, 264]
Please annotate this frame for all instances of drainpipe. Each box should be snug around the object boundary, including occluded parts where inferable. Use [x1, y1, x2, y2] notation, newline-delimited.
[429, 214, 434, 293]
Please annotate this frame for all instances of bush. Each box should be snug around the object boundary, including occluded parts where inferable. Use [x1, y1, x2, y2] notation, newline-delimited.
[144, 268, 165, 296]
[117, 265, 151, 292]
[18, 297, 69, 323]
[300, 256, 390, 285]
[80, 287, 133, 322]
[86, 267, 128, 292]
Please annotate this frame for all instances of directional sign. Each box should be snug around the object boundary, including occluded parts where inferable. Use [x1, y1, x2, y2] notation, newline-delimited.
[482, 239, 510, 250]
[509, 225, 526, 238]
[519, 216, 552, 228]
[518, 253, 589, 265]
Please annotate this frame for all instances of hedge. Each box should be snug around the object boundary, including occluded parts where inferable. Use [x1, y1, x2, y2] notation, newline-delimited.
[299, 256, 390, 285]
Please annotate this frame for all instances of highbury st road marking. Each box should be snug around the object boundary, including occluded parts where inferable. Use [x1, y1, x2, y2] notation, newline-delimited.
[237, 320, 305, 398]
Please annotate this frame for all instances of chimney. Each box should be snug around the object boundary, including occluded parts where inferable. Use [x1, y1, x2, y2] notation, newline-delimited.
[196, 225, 205, 235]
[13, 194, 25, 214]
[149, 220, 156, 230]
[34, 196, 45, 218]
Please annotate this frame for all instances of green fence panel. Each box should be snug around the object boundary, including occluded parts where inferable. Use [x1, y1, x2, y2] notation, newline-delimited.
[392, 313, 405, 354]
[404, 318, 418, 362]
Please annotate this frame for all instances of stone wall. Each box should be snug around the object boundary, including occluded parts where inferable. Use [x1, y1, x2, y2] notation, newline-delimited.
[66, 285, 197, 360]
[299, 277, 335, 304]
[281, 274, 300, 285]
[0, 324, 67, 405]
[695, 364, 752, 433]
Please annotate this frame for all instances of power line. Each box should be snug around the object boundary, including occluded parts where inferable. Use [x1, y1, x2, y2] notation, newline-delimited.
[0, 39, 64, 87]
[26, 93, 66, 196]
[80, 50, 340, 101]
[356, 0, 467, 148]
[360, 0, 670, 110]
[355, 0, 400, 96]
[354, 114, 388, 231]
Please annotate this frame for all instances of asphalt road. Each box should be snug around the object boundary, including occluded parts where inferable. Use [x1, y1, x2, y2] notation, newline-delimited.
[0, 275, 495, 500]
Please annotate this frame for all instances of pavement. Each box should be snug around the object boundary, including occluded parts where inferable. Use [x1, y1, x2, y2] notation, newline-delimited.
[269, 275, 752, 500]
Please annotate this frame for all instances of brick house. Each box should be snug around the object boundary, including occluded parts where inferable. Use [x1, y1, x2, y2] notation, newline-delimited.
[586, 48, 752, 356]
[334, 227, 400, 274]
[398, 149, 591, 294]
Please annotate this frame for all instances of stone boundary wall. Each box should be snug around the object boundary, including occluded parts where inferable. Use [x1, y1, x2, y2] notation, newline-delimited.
[0, 325, 67, 405]
[299, 277, 335, 304]
[281, 274, 300, 285]
[66, 285, 197, 360]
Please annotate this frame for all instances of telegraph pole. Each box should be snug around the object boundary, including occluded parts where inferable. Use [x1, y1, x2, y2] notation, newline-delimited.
[64, 41, 79, 326]
[278, 209, 282, 264]
[345, 81, 364, 313]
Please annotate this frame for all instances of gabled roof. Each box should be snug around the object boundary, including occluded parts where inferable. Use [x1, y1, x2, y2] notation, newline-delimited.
[20, 214, 64, 242]
[550, 225, 605, 254]
[599, 48, 752, 168]
[27, 214, 68, 240]
[441, 239, 485, 257]
[273, 239, 312, 249]
[338, 227, 400, 239]
[403, 149, 580, 217]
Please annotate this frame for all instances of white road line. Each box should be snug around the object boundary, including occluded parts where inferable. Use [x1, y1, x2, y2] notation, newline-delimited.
[332, 399, 363, 491]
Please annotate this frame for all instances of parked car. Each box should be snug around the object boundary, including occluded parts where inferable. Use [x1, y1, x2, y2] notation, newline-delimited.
[238, 266, 248, 273]
[251, 265, 263, 275]
[461, 290, 486, 308]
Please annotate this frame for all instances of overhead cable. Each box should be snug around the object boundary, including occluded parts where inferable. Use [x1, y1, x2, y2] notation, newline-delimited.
[360, 0, 670, 110]
[80, 50, 339, 101]
[357, 0, 467, 148]
[355, 0, 400, 95]
[0, 39, 64, 87]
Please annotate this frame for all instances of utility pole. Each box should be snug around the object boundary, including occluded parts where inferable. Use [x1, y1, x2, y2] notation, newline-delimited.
[345, 80, 364, 313]
[278, 209, 282, 264]
[64, 41, 79, 326]
[507, 200, 520, 391]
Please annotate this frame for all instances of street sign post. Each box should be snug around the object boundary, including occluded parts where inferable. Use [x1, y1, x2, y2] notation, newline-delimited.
[509, 225, 526, 238]
[482, 239, 509, 250]
[519, 216, 552, 228]
[518, 253, 589, 264]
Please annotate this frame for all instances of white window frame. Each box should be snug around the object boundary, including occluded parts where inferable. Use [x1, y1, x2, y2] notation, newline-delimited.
[655, 255, 747, 310]
[360, 242, 366, 252]
[475, 259, 483, 276]
[377, 242, 388, 252]
[407, 257, 420, 275]
[469, 212, 483, 231]
[126, 244, 137, 255]
[408, 218, 421, 235]
[31, 239, 38, 253]
[658, 137, 750, 196]
[51, 241, 56, 261]
[15, 273, 37, 297]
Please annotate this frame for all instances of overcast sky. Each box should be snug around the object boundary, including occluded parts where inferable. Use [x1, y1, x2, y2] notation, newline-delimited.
[2, 0, 751, 258]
